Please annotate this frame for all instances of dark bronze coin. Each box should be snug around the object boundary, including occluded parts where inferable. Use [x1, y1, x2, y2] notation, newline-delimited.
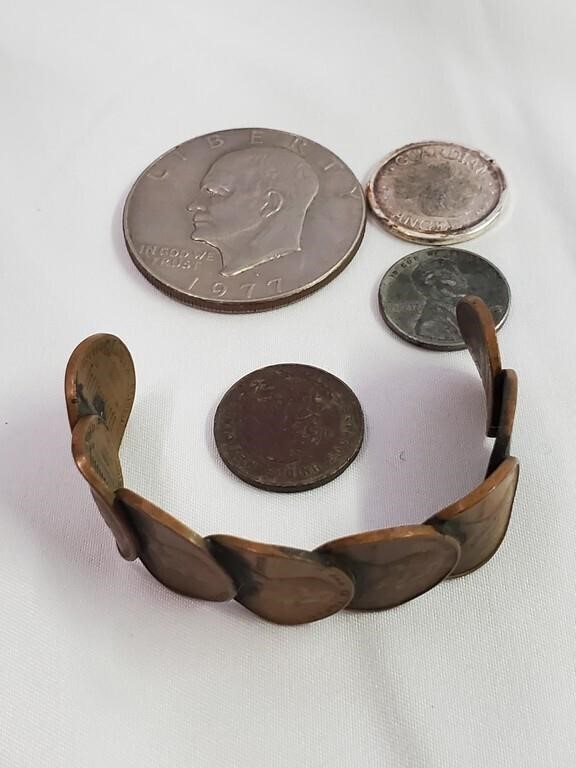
[71, 415, 139, 561]
[426, 456, 519, 577]
[65, 334, 136, 450]
[316, 525, 460, 610]
[213, 364, 364, 492]
[208, 535, 354, 625]
[115, 490, 236, 602]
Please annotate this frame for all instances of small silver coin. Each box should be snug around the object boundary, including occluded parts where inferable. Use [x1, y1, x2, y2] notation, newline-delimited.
[378, 248, 511, 351]
[123, 128, 366, 312]
[367, 141, 507, 244]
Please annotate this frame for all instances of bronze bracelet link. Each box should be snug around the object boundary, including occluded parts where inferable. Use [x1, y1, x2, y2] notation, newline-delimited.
[65, 296, 519, 625]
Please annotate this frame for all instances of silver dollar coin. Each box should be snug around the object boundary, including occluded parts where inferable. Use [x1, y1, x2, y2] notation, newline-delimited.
[123, 128, 366, 312]
[378, 248, 511, 351]
[367, 141, 507, 244]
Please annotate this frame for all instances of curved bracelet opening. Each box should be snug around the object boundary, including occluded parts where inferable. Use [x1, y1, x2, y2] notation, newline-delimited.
[65, 295, 519, 625]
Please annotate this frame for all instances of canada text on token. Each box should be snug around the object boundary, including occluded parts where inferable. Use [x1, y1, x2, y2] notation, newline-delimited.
[367, 141, 506, 244]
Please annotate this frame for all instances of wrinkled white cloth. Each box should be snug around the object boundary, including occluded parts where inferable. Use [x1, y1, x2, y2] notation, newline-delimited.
[1, 2, 575, 766]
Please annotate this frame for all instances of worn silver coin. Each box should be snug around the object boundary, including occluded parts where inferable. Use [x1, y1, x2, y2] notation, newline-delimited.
[378, 248, 511, 351]
[123, 128, 366, 312]
[367, 141, 507, 244]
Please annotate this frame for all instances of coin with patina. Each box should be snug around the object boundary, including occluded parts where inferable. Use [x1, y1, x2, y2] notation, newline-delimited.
[207, 535, 354, 624]
[123, 128, 366, 312]
[426, 456, 519, 577]
[115, 489, 236, 602]
[71, 415, 139, 560]
[367, 141, 506, 244]
[316, 525, 460, 610]
[65, 334, 136, 450]
[378, 248, 511, 351]
[456, 295, 503, 434]
[213, 364, 364, 491]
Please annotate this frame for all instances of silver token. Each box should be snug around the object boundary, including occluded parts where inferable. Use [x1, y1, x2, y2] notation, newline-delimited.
[378, 248, 511, 351]
[123, 128, 366, 312]
[367, 141, 507, 244]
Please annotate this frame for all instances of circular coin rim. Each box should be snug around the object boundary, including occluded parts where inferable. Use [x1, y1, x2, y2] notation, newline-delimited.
[366, 140, 507, 245]
[213, 363, 365, 491]
[378, 247, 511, 351]
[123, 127, 367, 313]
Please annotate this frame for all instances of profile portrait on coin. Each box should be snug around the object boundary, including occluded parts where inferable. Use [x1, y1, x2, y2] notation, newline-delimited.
[411, 256, 469, 342]
[186, 147, 320, 277]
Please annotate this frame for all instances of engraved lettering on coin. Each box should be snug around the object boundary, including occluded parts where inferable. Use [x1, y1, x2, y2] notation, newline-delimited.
[213, 364, 364, 491]
[367, 141, 507, 244]
[378, 248, 511, 351]
[123, 128, 366, 312]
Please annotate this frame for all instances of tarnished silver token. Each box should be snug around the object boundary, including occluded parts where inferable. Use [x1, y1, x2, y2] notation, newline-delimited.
[378, 248, 511, 351]
[123, 128, 366, 312]
[367, 141, 507, 244]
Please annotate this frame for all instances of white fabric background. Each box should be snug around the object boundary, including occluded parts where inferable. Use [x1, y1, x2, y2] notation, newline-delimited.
[1, 1, 575, 766]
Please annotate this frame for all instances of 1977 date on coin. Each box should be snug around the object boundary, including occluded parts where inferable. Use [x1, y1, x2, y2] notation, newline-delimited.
[124, 128, 366, 312]
[136, 242, 284, 300]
